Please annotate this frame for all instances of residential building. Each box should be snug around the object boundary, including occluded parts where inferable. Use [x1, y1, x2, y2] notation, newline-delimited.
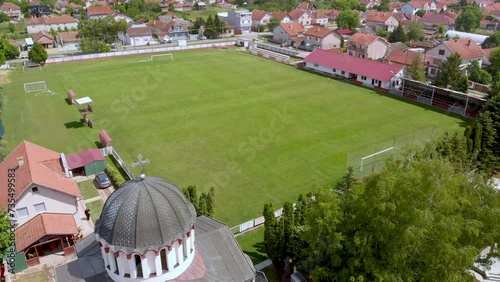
[323, 9, 341, 22]
[304, 48, 404, 91]
[26, 14, 78, 34]
[27, 5, 52, 18]
[56, 31, 80, 51]
[425, 38, 485, 76]
[272, 22, 305, 47]
[361, 0, 381, 9]
[303, 26, 342, 50]
[0, 2, 22, 20]
[147, 20, 190, 41]
[385, 48, 420, 67]
[295, 2, 318, 11]
[109, 11, 134, 23]
[481, 47, 496, 67]
[119, 24, 154, 46]
[419, 13, 456, 30]
[482, 3, 500, 21]
[271, 11, 292, 23]
[400, 0, 431, 15]
[288, 9, 312, 26]
[33, 30, 53, 48]
[251, 10, 272, 31]
[86, 5, 112, 19]
[227, 9, 252, 33]
[0, 141, 86, 266]
[365, 11, 400, 32]
[346, 33, 390, 60]
[310, 10, 328, 26]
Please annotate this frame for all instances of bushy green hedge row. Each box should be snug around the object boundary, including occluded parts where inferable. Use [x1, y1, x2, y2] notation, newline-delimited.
[105, 164, 126, 188]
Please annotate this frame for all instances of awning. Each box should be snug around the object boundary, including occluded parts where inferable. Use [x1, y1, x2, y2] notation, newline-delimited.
[66, 148, 104, 169]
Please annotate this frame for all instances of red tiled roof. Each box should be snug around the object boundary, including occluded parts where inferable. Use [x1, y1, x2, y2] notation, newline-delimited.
[25, 17, 45, 25]
[252, 10, 269, 21]
[435, 0, 455, 9]
[69, 2, 83, 9]
[442, 38, 485, 60]
[419, 13, 455, 25]
[56, 31, 79, 43]
[366, 11, 395, 23]
[279, 22, 304, 36]
[385, 48, 419, 65]
[482, 47, 497, 59]
[15, 213, 78, 251]
[33, 31, 53, 44]
[336, 29, 354, 35]
[271, 11, 288, 20]
[347, 32, 380, 46]
[304, 48, 403, 82]
[127, 26, 152, 37]
[86, 5, 112, 15]
[0, 141, 82, 208]
[45, 14, 78, 24]
[310, 10, 326, 19]
[407, 0, 429, 9]
[66, 148, 104, 169]
[296, 2, 315, 10]
[304, 26, 337, 38]
[0, 2, 20, 10]
[288, 9, 307, 20]
[323, 9, 341, 17]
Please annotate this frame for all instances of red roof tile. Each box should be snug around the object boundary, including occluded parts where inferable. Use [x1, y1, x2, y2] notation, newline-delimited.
[347, 32, 380, 46]
[442, 38, 485, 60]
[288, 9, 307, 20]
[33, 31, 53, 44]
[0, 2, 20, 11]
[86, 5, 112, 16]
[304, 48, 403, 82]
[310, 10, 326, 19]
[15, 213, 78, 251]
[46, 14, 78, 24]
[127, 26, 152, 37]
[271, 11, 288, 20]
[279, 22, 304, 36]
[366, 11, 395, 23]
[323, 9, 341, 17]
[336, 29, 354, 35]
[482, 47, 497, 59]
[385, 48, 419, 66]
[56, 31, 79, 43]
[252, 10, 269, 21]
[0, 141, 81, 209]
[419, 13, 455, 25]
[304, 26, 337, 38]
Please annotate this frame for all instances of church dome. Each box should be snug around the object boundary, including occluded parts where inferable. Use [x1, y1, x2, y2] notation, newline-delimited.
[95, 176, 197, 251]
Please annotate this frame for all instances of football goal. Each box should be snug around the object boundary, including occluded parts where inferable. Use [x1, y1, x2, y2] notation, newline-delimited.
[24, 81, 57, 96]
[360, 147, 394, 172]
[138, 53, 174, 63]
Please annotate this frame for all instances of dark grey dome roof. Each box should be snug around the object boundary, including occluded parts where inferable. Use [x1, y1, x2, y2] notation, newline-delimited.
[95, 176, 197, 249]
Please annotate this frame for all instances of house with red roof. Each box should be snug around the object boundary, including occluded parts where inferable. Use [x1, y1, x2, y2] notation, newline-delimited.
[32, 30, 53, 48]
[272, 22, 305, 47]
[271, 11, 291, 23]
[288, 9, 312, 26]
[295, 2, 318, 11]
[365, 11, 400, 32]
[401, 0, 431, 15]
[304, 26, 342, 50]
[385, 48, 420, 67]
[481, 47, 497, 67]
[310, 10, 328, 26]
[0, 141, 89, 266]
[419, 12, 456, 30]
[26, 14, 78, 34]
[346, 33, 390, 60]
[56, 31, 80, 51]
[119, 23, 154, 46]
[0, 2, 22, 20]
[251, 10, 272, 31]
[86, 5, 112, 19]
[304, 48, 404, 91]
[425, 38, 485, 76]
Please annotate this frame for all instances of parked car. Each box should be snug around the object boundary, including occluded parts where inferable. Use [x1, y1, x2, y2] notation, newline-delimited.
[94, 172, 112, 189]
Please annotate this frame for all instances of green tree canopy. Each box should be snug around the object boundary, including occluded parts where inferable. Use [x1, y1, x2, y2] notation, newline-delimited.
[336, 10, 360, 30]
[407, 22, 423, 41]
[467, 60, 492, 84]
[405, 52, 426, 81]
[481, 32, 500, 49]
[435, 53, 468, 92]
[0, 38, 19, 60]
[490, 47, 500, 74]
[28, 42, 48, 64]
[456, 5, 482, 32]
[388, 24, 406, 43]
[78, 18, 127, 53]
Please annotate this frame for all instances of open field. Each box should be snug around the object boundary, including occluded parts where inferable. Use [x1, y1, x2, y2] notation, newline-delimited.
[2, 49, 465, 226]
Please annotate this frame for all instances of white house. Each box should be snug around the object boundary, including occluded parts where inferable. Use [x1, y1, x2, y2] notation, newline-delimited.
[272, 22, 305, 47]
[109, 11, 134, 23]
[271, 11, 292, 23]
[346, 33, 390, 60]
[56, 31, 80, 51]
[0, 141, 86, 264]
[86, 5, 112, 19]
[425, 38, 485, 76]
[120, 24, 154, 46]
[227, 9, 252, 33]
[251, 10, 272, 31]
[0, 2, 22, 20]
[304, 48, 404, 91]
[26, 14, 78, 34]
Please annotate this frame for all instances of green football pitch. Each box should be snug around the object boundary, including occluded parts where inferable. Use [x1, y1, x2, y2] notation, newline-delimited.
[3, 49, 465, 226]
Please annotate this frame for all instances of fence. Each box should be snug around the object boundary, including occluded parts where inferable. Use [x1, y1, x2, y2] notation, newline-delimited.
[45, 41, 236, 64]
[249, 47, 291, 64]
[231, 208, 284, 236]
[99, 146, 134, 180]
[256, 42, 300, 57]
[346, 126, 436, 179]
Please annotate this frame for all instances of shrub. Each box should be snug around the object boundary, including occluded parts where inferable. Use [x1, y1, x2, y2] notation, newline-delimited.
[105, 164, 126, 188]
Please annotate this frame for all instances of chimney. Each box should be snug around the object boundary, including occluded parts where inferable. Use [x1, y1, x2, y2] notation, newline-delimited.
[17, 157, 24, 168]
[467, 40, 471, 46]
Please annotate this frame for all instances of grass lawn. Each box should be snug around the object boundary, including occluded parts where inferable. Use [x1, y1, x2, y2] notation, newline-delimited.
[0, 22, 28, 39]
[86, 199, 104, 224]
[2, 48, 465, 227]
[236, 227, 267, 264]
[13, 266, 51, 282]
[78, 180, 99, 199]
[261, 265, 280, 282]
[176, 7, 231, 21]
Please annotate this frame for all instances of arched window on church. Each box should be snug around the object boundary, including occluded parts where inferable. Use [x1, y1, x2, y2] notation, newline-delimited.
[160, 248, 168, 271]
[135, 254, 143, 278]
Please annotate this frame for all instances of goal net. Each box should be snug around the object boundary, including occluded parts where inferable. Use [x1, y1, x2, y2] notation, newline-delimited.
[138, 53, 174, 63]
[24, 81, 47, 93]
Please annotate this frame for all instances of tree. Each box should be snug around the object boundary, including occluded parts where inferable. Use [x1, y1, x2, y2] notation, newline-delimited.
[467, 60, 492, 84]
[0, 13, 10, 23]
[267, 17, 280, 31]
[435, 53, 467, 92]
[407, 22, 423, 41]
[375, 0, 390, 11]
[415, 9, 426, 17]
[336, 10, 360, 30]
[302, 145, 500, 281]
[263, 202, 284, 269]
[8, 23, 14, 33]
[405, 52, 426, 81]
[490, 48, 500, 74]
[455, 5, 482, 32]
[28, 42, 47, 64]
[0, 38, 19, 60]
[388, 24, 406, 43]
[482, 32, 500, 49]
[78, 18, 127, 53]
[0, 210, 13, 260]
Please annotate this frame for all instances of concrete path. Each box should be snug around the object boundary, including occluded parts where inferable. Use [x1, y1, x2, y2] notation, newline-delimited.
[254, 259, 272, 271]
[83, 196, 101, 203]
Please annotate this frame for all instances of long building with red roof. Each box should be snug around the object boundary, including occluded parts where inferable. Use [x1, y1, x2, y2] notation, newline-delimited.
[303, 48, 404, 91]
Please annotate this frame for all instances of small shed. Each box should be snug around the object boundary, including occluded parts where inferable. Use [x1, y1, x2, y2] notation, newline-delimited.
[99, 130, 112, 147]
[66, 148, 106, 176]
[67, 90, 76, 104]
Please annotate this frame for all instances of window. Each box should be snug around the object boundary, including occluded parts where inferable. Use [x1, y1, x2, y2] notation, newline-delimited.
[438, 49, 445, 55]
[341, 71, 345, 75]
[307, 36, 311, 40]
[32, 187, 39, 193]
[332, 68, 336, 72]
[34, 202, 46, 214]
[316, 38, 320, 42]
[430, 68, 437, 74]
[16, 207, 29, 219]
[361, 76, 367, 80]
[314, 63, 319, 67]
